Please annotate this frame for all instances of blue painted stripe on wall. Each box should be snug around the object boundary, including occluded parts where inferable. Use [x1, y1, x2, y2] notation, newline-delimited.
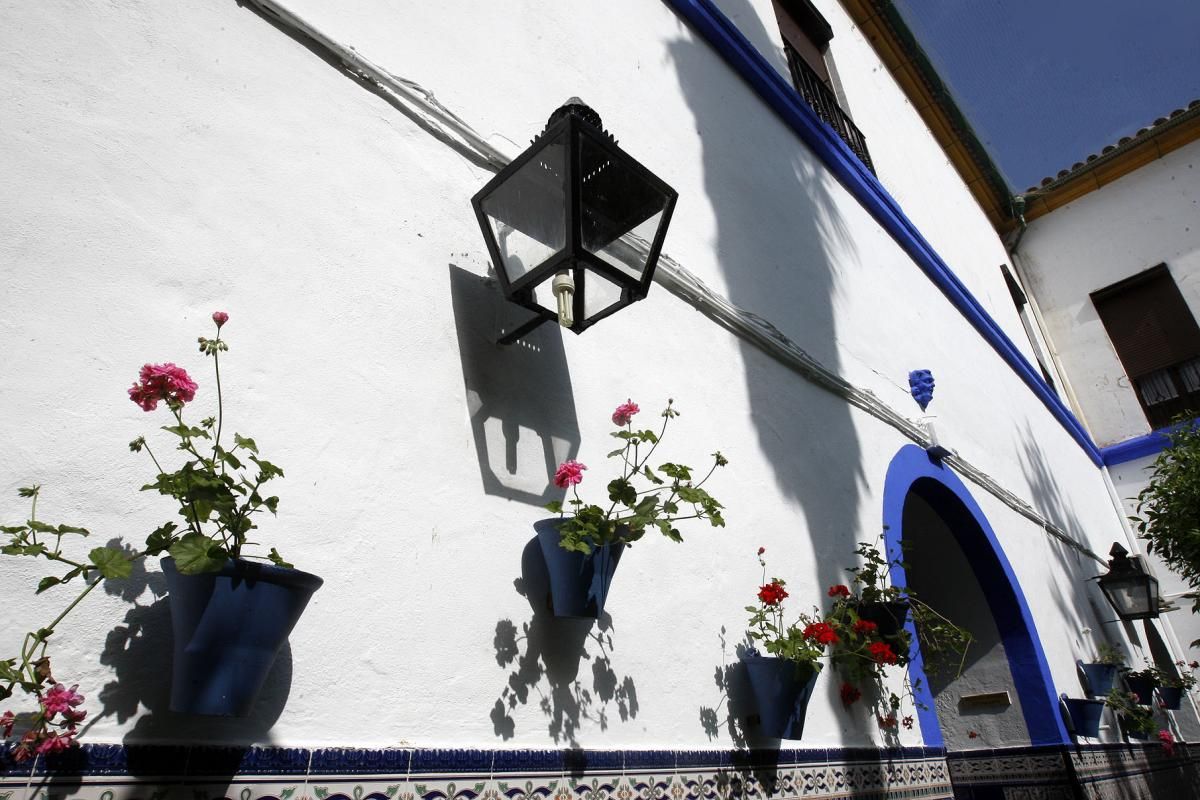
[1101, 430, 1171, 466]
[1099, 418, 1198, 466]
[661, 0, 1103, 466]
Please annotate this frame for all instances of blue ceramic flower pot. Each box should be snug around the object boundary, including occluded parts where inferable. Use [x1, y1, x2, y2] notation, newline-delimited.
[162, 557, 323, 716]
[741, 655, 821, 739]
[1125, 675, 1156, 705]
[1078, 661, 1119, 696]
[1061, 696, 1105, 738]
[535, 519, 625, 618]
[1158, 685, 1183, 710]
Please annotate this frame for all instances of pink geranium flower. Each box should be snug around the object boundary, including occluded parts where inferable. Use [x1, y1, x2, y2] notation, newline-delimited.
[41, 683, 84, 717]
[553, 460, 587, 489]
[35, 732, 75, 755]
[1158, 729, 1175, 755]
[128, 363, 197, 411]
[611, 400, 640, 426]
[0, 710, 14, 737]
[212, 311, 229, 327]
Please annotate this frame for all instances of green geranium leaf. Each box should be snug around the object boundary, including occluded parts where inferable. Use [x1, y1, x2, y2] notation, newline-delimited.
[545, 500, 563, 514]
[37, 576, 61, 593]
[267, 548, 294, 569]
[145, 521, 178, 553]
[169, 533, 227, 574]
[89, 546, 133, 579]
[249, 456, 284, 481]
[55, 524, 89, 536]
[27, 520, 56, 533]
[234, 434, 259, 454]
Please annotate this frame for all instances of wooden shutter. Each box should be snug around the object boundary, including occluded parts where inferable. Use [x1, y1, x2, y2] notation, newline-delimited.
[1091, 264, 1200, 379]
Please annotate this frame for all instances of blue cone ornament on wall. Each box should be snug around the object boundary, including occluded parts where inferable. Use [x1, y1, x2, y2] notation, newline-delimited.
[908, 370, 935, 411]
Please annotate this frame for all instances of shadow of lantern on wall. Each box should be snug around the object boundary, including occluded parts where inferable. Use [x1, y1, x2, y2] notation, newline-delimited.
[1094, 543, 1160, 622]
[471, 98, 678, 344]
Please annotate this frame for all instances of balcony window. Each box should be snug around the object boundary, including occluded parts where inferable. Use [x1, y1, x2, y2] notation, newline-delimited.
[773, 0, 875, 174]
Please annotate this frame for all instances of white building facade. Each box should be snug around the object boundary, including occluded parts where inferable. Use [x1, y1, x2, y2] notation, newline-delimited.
[1, 1, 1196, 797]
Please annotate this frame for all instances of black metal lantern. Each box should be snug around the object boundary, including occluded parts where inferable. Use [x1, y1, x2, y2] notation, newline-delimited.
[472, 98, 678, 343]
[1095, 543, 1160, 621]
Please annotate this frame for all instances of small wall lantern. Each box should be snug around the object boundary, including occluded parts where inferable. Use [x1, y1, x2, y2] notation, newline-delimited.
[1095, 543, 1160, 621]
[471, 98, 678, 344]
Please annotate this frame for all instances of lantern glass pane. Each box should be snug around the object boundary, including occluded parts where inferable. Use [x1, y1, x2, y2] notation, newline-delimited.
[481, 132, 568, 285]
[528, 274, 561, 318]
[582, 269, 624, 322]
[578, 133, 671, 283]
[1102, 576, 1152, 617]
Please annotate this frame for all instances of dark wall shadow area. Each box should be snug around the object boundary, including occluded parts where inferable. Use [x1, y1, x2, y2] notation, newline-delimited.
[667, 1, 868, 737]
[489, 537, 638, 746]
[450, 265, 580, 507]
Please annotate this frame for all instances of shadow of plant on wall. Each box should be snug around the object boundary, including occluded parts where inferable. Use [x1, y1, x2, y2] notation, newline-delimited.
[489, 537, 638, 745]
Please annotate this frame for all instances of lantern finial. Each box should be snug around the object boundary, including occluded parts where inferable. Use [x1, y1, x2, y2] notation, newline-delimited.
[546, 98, 603, 132]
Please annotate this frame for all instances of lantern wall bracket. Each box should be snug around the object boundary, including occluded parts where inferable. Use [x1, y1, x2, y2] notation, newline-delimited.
[498, 314, 552, 346]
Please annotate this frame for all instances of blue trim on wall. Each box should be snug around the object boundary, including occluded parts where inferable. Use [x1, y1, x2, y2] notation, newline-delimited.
[661, 0, 1102, 467]
[1100, 418, 1197, 466]
[883, 445, 1071, 748]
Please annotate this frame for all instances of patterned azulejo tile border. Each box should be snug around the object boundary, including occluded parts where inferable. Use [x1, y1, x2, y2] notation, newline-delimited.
[0, 745, 956, 800]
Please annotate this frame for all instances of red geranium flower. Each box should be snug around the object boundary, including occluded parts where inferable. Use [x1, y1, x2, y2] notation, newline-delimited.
[757, 547, 765, 555]
[827, 584, 851, 598]
[877, 714, 898, 729]
[867, 641, 897, 664]
[968, 730, 979, 739]
[902, 716, 914, 730]
[853, 619, 878, 635]
[839, 682, 861, 706]
[757, 581, 789, 606]
[802, 622, 839, 645]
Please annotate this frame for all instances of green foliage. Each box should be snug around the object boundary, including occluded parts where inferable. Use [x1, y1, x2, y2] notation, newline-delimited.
[129, 321, 291, 571]
[844, 535, 972, 679]
[546, 399, 728, 554]
[1132, 419, 1200, 622]
[1104, 688, 1155, 735]
[88, 547, 133, 579]
[1093, 641, 1126, 667]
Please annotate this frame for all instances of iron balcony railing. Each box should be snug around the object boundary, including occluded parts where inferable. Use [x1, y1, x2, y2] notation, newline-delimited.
[784, 43, 875, 175]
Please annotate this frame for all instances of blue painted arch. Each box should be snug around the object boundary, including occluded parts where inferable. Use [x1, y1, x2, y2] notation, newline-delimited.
[882, 445, 1069, 748]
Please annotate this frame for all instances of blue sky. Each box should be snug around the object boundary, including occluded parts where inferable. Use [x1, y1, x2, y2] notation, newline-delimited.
[892, 0, 1200, 193]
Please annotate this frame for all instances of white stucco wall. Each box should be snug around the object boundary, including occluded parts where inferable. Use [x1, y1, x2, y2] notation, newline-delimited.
[1017, 139, 1200, 447]
[0, 0, 1183, 751]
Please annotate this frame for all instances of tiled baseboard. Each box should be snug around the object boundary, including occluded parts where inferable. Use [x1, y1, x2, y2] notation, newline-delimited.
[947, 742, 1200, 799]
[1, 745, 953, 800]
[2, 742, 1197, 800]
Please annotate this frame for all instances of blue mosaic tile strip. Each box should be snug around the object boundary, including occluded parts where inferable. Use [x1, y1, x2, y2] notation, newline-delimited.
[409, 748, 494, 775]
[310, 748, 412, 775]
[186, 746, 311, 776]
[491, 750, 562, 774]
[0, 742, 33, 778]
[562, 750, 622, 774]
[35, 743, 190, 776]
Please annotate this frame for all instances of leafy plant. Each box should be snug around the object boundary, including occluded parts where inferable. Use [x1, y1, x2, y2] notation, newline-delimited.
[130, 313, 290, 574]
[1091, 641, 1126, 667]
[744, 549, 829, 670]
[844, 536, 972, 679]
[1105, 688, 1155, 736]
[1157, 660, 1199, 690]
[1125, 665, 1157, 683]
[1, 311, 292, 758]
[1132, 418, 1200, 645]
[545, 399, 727, 554]
[0, 486, 138, 760]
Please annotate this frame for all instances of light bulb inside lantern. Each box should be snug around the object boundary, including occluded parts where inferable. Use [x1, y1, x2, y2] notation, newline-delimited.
[552, 271, 575, 328]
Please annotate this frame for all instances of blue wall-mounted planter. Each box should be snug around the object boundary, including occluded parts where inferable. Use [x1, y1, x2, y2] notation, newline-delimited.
[162, 557, 323, 716]
[1077, 661, 1119, 697]
[1158, 686, 1183, 710]
[741, 655, 821, 739]
[1060, 696, 1105, 738]
[535, 519, 625, 618]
